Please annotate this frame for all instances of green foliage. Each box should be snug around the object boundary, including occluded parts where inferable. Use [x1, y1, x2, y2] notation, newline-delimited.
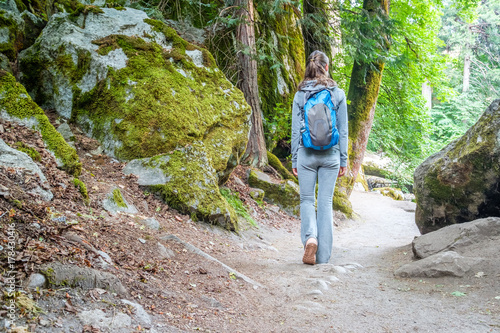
[219, 188, 257, 227]
[429, 0, 500, 150]
[13, 142, 41, 162]
[111, 188, 126, 208]
[265, 103, 291, 144]
[340, 2, 394, 68]
[266, 151, 297, 183]
[73, 178, 89, 202]
[430, 90, 487, 147]
[358, 0, 443, 180]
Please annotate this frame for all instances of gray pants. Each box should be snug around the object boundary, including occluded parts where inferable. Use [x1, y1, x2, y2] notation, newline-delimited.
[297, 145, 340, 264]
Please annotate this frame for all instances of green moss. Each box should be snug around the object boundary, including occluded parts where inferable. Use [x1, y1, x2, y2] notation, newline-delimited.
[12, 199, 23, 209]
[333, 178, 353, 218]
[146, 145, 238, 230]
[376, 187, 403, 201]
[355, 167, 369, 191]
[72, 178, 89, 201]
[363, 163, 389, 178]
[18, 0, 50, 19]
[111, 188, 127, 208]
[0, 71, 81, 176]
[40, 267, 55, 284]
[267, 151, 297, 183]
[13, 141, 41, 161]
[54, 47, 92, 85]
[220, 188, 257, 227]
[104, 0, 127, 8]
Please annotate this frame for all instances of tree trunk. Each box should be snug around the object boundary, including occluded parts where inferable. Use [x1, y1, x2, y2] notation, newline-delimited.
[236, 0, 268, 168]
[302, 0, 331, 57]
[302, 0, 340, 73]
[342, 0, 390, 197]
[463, 53, 470, 93]
[422, 80, 432, 111]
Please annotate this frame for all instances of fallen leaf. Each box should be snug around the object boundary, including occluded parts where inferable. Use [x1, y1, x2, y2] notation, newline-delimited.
[451, 291, 466, 297]
[64, 300, 78, 313]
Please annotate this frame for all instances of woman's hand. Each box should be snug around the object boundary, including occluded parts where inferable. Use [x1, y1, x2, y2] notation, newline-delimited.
[293, 168, 298, 177]
[338, 166, 347, 178]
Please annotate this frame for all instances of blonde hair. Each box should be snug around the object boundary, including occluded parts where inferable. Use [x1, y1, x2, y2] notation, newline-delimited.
[298, 50, 336, 90]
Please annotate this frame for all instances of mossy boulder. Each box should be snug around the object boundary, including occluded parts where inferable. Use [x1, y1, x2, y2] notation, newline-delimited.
[40, 262, 127, 295]
[248, 169, 300, 217]
[333, 176, 353, 218]
[122, 143, 239, 230]
[374, 187, 404, 201]
[0, 70, 81, 176]
[362, 151, 392, 178]
[249, 188, 265, 201]
[102, 187, 138, 216]
[0, 0, 48, 61]
[414, 99, 500, 234]
[18, 9, 250, 166]
[0, 53, 11, 72]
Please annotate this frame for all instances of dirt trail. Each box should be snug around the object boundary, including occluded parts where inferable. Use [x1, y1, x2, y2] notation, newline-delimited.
[226, 190, 500, 333]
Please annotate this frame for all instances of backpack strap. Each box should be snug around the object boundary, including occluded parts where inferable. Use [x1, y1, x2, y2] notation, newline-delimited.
[325, 86, 338, 110]
[299, 91, 314, 145]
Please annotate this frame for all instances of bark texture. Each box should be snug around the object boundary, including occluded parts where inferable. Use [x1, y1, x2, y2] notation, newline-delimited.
[236, 0, 268, 168]
[344, 0, 390, 196]
[302, 0, 341, 74]
[302, 0, 332, 58]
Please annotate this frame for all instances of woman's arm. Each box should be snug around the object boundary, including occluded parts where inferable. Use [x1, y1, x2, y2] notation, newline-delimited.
[336, 89, 348, 168]
[291, 92, 302, 171]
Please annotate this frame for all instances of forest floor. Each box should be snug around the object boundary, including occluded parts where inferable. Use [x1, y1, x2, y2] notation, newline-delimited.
[1, 118, 499, 333]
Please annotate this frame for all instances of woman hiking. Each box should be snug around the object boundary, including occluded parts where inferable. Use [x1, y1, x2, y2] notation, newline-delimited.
[291, 50, 348, 265]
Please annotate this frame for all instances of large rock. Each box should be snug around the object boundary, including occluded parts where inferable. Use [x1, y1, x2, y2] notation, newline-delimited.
[362, 151, 392, 178]
[247, 169, 300, 217]
[40, 262, 127, 295]
[0, 138, 53, 201]
[102, 187, 138, 216]
[414, 99, 500, 233]
[0, 0, 47, 61]
[394, 251, 478, 278]
[19, 8, 251, 229]
[122, 143, 238, 230]
[395, 217, 500, 279]
[0, 71, 81, 176]
[412, 217, 500, 259]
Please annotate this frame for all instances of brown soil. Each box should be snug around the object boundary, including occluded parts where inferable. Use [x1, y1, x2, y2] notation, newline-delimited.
[1, 118, 499, 333]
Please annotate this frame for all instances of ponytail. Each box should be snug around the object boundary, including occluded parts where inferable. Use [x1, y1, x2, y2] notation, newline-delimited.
[298, 50, 335, 90]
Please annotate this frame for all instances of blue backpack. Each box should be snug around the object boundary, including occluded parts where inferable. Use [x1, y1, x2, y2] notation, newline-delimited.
[300, 88, 339, 150]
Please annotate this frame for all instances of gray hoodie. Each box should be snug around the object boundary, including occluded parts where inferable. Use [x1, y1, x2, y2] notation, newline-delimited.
[291, 81, 348, 168]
